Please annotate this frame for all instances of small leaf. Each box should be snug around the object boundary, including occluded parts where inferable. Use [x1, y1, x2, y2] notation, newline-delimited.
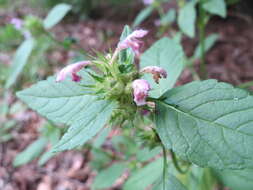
[178, 2, 196, 38]
[43, 3, 72, 29]
[193, 34, 219, 59]
[53, 100, 116, 152]
[160, 9, 176, 26]
[136, 147, 162, 162]
[119, 25, 134, 64]
[5, 38, 34, 89]
[92, 163, 126, 190]
[123, 158, 163, 190]
[140, 37, 184, 98]
[17, 71, 94, 125]
[203, 0, 226, 18]
[213, 169, 253, 190]
[156, 80, 253, 169]
[133, 6, 154, 27]
[13, 138, 47, 167]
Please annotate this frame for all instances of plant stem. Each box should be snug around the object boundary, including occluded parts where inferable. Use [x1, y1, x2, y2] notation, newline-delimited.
[237, 81, 253, 89]
[198, 4, 207, 79]
[162, 145, 168, 190]
[170, 149, 188, 174]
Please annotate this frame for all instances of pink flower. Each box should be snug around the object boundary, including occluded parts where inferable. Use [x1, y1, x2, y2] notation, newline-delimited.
[132, 79, 151, 106]
[117, 29, 148, 56]
[143, 0, 154, 5]
[141, 66, 167, 83]
[56, 61, 91, 82]
[10, 18, 23, 30]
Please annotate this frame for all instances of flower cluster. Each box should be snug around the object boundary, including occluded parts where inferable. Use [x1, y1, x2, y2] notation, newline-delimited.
[10, 18, 31, 39]
[56, 29, 167, 108]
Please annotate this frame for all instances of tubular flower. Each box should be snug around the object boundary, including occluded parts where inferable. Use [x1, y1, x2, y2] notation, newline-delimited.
[117, 29, 148, 56]
[143, 0, 154, 5]
[141, 66, 167, 83]
[132, 79, 151, 106]
[10, 18, 23, 30]
[56, 61, 91, 82]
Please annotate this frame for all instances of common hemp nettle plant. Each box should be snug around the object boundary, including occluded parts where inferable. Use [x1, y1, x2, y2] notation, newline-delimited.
[17, 25, 253, 189]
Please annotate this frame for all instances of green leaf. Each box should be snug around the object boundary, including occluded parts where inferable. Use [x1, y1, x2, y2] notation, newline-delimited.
[213, 169, 253, 190]
[155, 79, 253, 169]
[13, 137, 47, 167]
[140, 37, 184, 98]
[133, 6, 154, 27]
[160, 9, 176, 26]
[203, 0, 227, 18]
[193, 34, 219, 59]
[178, 2, 196, 38]
[136, 147, 162, 162]
[43, 3, 72, 29]
[17, 71, 94, 125]
[154, 174, 188, 190]
[123, 158, 163, 190]
[186, 167, 216, 190]
[53, 100, 115, 152]
[5, 38, 34, 89]
[92, 163, 126, 190]
[93, 127, 110, 148]
[119, 25, 134, 64]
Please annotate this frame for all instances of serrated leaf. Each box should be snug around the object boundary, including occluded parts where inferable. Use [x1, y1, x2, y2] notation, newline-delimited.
[5, 38, 34, 89]
[193, 34, 219, 59]
[133, 6, 154, 27]
[53, 100, 115, 152]
[13, 137, 47, 167]
[43, 3, 72, 29]
[154, 174, 188, 190]
[155, 79, 253, 169]
[123, 158, 163, 190]
[92, 163, 126, 190]
[213, 169, 253, 190]
[17, 70, 94, 125]
[203, 0, 226, 18]
[178, 2, 196, 38]
[140, 37, 184, 98]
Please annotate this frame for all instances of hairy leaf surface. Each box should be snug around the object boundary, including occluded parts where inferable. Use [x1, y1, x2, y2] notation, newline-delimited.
[156, 80, 253, 169]
[53, 100, 115, 152]
[17, 71, 94, 125]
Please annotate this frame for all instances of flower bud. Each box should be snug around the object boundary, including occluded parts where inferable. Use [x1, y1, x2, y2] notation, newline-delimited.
[141, 66, 167, 83]
[117, 29, 148, 56]
[56, 61, 91, 82]
[132, 79, 151, 106]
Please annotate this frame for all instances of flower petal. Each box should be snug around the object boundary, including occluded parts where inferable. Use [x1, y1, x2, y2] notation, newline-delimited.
[56, 61, 90, 82]
[132, 79, 151, 106]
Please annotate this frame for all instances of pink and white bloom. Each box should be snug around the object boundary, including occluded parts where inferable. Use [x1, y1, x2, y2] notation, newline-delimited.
[10, 18, 23, 30]
[141, 66, 167, 83]
[117, 29, 148, 56]
[56, 61, 91, 82]
[143, 0, 154, 5]
[132, 79, 151, 106]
